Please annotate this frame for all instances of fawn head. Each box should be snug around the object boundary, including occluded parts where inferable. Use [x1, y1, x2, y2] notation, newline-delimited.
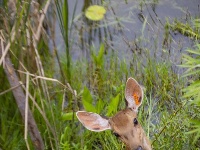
[76, 77, 152, 150]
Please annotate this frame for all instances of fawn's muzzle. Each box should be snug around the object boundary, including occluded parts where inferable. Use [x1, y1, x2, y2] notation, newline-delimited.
[136, 146, 142, 150]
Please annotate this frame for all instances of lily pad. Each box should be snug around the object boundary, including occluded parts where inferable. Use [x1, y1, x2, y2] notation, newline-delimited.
[85, 5, 106, 21]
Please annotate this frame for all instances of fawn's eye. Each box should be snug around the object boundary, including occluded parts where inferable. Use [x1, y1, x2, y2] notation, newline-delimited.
[133, 118, 138, 125]
[113, 132, 120, 138]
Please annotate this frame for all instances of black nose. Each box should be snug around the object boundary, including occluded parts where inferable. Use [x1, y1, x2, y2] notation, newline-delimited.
[136, 146, 142, 150]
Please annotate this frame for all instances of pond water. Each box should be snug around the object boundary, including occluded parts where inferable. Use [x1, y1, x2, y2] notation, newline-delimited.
[52, 0, 200, 70]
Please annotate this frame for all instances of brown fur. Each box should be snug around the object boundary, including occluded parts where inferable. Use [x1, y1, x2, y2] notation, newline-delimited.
[109, 109, 151, 150]
[76, 77, 152, 150]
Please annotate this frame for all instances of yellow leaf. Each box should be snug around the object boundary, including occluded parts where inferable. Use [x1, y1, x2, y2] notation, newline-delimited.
[85, 5, 106, 21]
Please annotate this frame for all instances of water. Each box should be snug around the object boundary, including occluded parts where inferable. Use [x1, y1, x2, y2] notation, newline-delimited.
[53, 0, 200, 69]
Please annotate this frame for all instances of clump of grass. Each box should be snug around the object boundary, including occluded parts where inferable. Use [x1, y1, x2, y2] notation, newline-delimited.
[0, 75, 27, 149]
[181, 43, 200, 145]
[179, 18, 200, 147]
[170, 19, 200, 40]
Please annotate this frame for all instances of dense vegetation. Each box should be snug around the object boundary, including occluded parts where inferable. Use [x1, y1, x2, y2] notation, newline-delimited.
[0, 0, 199, 150]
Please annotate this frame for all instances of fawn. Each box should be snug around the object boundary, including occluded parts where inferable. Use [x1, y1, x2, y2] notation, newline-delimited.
[76, 77, 152, 150]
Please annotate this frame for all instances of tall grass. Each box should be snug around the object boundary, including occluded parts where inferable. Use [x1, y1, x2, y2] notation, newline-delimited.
[54, 0, 71, 83]
[174, 18, 200, 147]
[181, 43, 200, 145]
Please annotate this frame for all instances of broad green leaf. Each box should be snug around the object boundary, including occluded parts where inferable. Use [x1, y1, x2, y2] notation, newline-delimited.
[96, 99, 105, 114]
[62, 112, 74, 121]
[85, 5, 106, 21]
[82, 87, 93, 103]
[97, 43, 105, 67]
[107, 94, 120, 116]
[91, 44, 105, 68]
[82, 87, 96, 112]
[82, 100, 96, 112]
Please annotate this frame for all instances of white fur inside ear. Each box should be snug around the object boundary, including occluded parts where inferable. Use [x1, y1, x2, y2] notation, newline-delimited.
[76, 111, 111, 132]
[89, 113, 110, 131]
[125, 77, 143, 110]
[126, 95, 136, 109]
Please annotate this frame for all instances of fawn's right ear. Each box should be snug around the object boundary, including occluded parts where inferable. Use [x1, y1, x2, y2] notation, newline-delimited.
[76, 111, 111, 132]
[125, 77, 143, 111]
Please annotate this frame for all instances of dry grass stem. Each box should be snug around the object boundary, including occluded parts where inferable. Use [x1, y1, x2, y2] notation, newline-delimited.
[20, 81, 58, 144]
[36, 0, 51, 41]
[24, 73, 30, 150]
[0, 42, 44, 149]
[0, 24, 16, 66]
[62, 89, 66, 111]
[0, 30, 5, 68]
[35, 56, 45, 110]
[0, 83, 24, 96]
[17, 70, 77, 96]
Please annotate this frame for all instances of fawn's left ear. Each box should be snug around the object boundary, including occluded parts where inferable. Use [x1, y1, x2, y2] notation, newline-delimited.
[125, 77, 143, 111]
[76, 111, 111, 132]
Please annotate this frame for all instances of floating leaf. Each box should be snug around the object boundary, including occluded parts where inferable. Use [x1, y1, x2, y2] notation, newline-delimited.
[85, 5, 106, 21]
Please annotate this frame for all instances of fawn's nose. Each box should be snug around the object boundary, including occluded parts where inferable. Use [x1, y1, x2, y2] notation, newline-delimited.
[136, 146, 142, 150]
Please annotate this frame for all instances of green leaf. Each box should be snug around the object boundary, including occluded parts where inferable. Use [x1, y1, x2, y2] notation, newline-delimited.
[91, 44, 105, 68]
[107, 94, 120, 116]
[62, 112, 74, 121]
[82, 100, 96, 112]
[82, 87, 96, 112]
[97, 43, 105, 67]
[96, 99, 105, 114]
[85, 5, 106, 21]
[82, 87, 93, 103]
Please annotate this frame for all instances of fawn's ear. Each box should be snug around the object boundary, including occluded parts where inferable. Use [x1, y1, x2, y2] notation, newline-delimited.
[76, 111, 111, 132]
[125, 77, 143, 111]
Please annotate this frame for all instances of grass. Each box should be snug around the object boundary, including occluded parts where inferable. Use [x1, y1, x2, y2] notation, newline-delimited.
[0, 0, 200, 150]
[181, 43, 200, 146]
